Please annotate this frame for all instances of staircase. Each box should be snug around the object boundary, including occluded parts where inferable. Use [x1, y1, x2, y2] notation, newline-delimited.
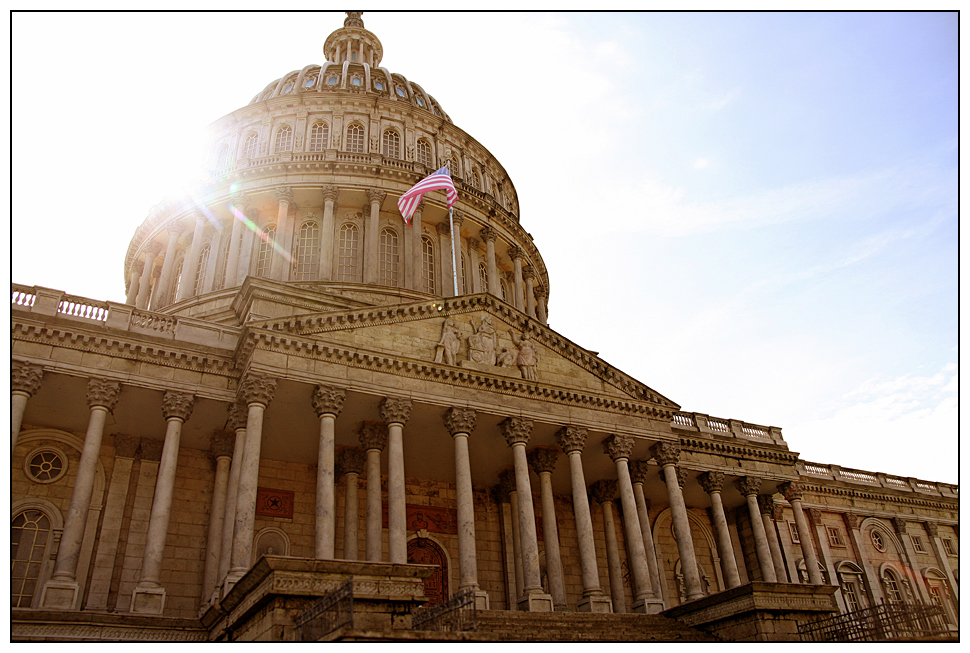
[473, 610, 719, 642]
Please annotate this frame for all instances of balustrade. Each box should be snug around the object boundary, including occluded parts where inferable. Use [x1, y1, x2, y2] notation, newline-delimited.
[707, 418, 730, 432]
[130, 310, 177, 334]
[11, 287, 35, 308]
[671, 412, 695, 428]
[58, 296, 109, 321]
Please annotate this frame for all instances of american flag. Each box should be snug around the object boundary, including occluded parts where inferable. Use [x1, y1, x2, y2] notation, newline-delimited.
[397, 166, 458, 225]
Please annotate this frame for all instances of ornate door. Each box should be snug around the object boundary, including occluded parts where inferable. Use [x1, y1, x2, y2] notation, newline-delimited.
[407, 537, 448, 604]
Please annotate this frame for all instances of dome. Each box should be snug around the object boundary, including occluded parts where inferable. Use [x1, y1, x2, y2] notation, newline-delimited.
[122, 12, 546, 324]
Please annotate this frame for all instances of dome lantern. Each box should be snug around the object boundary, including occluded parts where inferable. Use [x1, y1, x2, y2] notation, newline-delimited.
[324, 11, 383, 67]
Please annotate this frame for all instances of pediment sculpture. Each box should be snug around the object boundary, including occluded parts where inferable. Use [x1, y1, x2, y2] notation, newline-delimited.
[433, 316, 539, 381]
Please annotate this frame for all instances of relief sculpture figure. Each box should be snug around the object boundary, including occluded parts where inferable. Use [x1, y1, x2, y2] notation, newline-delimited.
[510, 331, 539, 381]
[433, 318, 461, 365]
[468, 316, 498, 365]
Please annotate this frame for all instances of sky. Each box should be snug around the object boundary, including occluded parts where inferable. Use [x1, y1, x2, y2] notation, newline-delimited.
[9, 10, 958, 483]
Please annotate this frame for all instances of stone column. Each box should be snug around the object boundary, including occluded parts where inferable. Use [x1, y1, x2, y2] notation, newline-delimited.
[508, 245, 525, 311]
[604, 435, 663, 612]
[224, 194, 248, 288]
[363, 189, 385, 285]
[436, 222, 456, 297]
[758, 495, 789, 582]
[135, 243, 161, 309]
[319, 186, 339, 280]
[215, 403, 247, 602]
[271, 187, 294, 280]
[502, 417, 553, 612]
[653, 442, 704, 601]
[152, 227, 182, 309]
[492, 473, 519, 608]
[696, 471, 742, 589]
[481, 227, 501, 297]
[408, 201, 426, 292]
[590, 480, 626, 613]
[12, 361, 43, 451]
[201, 431, 233, 607]
[523, 267, 537, 318]
[381, 397, 412, 564]
[467, 237, 483, 293]
[337, 448, 365, 560]
[359, 422, 388, 562]
[736, 476, 778, 583]
[41, 378, 121, 610]
[534, 287, 549, 325]
[452, 212, 465, 294]
[444, 407, 489, 609]
[630, 460, 663, 601]
[131, 391, 194, 614]
[925, 522, 959, 599]
[780, 482, 823, 585]
[125, 263, 141, 305]
[312, 384, 346, 560]
[178, 213, 207, 301]
[556, 425, 612, 612]
[226, 374, 277, 592]
[527, 448, 567, 611]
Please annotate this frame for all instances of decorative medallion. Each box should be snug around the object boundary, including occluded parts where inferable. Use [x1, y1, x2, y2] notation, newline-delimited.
[256, 487, 295, 519]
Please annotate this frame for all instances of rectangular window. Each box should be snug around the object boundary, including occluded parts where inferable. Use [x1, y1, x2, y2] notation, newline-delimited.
[942, 539, 955, 556]
[788, 521, 800, 544]
[842, 580, 860, 612]
[912, 535, 926, 553]
[827, 526, 846, 548]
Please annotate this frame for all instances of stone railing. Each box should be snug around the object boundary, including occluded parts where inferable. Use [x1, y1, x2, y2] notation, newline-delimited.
[671, 411, 785, 446]
[797, 460, 957, 498]
[11, 284, 238, 350]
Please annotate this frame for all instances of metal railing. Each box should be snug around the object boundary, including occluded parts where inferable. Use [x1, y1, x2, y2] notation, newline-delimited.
[411, 587, 477, 632]
[799, 602, 950, 642]
[295, 578, 354, 642]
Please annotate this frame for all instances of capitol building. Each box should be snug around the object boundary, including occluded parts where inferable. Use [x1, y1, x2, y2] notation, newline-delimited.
[11, 13, 957, 642]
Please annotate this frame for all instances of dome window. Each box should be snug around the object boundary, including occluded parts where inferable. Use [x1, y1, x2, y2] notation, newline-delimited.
[396, 87, 407, 98]
[382, 129, 401, 159]
[327, 76, 339, 86]
[275, 125, 293, 153]
[351, 77, 362, 86]
[304, 76, 316, 88]
[416, 96, 424, 107]
[283, 83, 293, 94]
[374, 81, 384, 91]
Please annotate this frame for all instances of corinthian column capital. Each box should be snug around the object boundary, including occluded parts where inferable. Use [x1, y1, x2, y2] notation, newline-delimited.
[443, 407, 476, 436]
[506, 245, 523, 261]
[161, 391, 195, 422]
[555, 425, 588, 454]
[86, 378, 121, 411]
[589, 479, 617, 504]
[312, 384, 347, 417]
[779, 481, 803, 502]
[337, 447, 366, 476]
[479, 226, 498, 243]
[603, 434, 635, 462]
[629, 459, 651, 485]
[238, 373, 277, 407]
[527, 447, 559, 475]
[359, 422, 388, 451]
[699, 470, 725, 494]
[322, 185, 339, 203]
[501, 416, 533, 447]
[12, 361, 44, 395]
[650, 441, 681, 467]
[276, 186, 294, 204]
[380, 396, 412, 425]
[736, 476, 763, 497]
[366, 189, 387, 206]
[230, 191, 250, 211]
[227, 402, 248, 431]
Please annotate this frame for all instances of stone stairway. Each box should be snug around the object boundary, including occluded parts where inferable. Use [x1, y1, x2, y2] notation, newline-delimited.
[473, 610, 719, 642]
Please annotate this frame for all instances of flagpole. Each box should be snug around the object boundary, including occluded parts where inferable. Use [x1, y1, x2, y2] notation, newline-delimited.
[449, 205, 459, 296]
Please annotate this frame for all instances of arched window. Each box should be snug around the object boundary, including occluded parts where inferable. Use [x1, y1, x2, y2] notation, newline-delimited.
[882, 568, 904, 603]
[274, 125, 293, 153]
[337, 223, 360, 281]
[416, 139, 432, 167]
[216, 236, 232, 290]
[500, 278, 509, 302]
[243, 132, 259, 159]
[11, 509, 52, 608]
[255, 226, 276, 277]
[421, 235, 436, 294]
[294, 221, 320, 281]
[837, 562, 867, 613]
[194, 243, 210, 296]
[215, 144, 232, 169]
[446, 155, 460, 177]
[171, 258, 184, 301]
[382, 129, 401, 159]
[308, 121, 329, 152]
[478, 262, 488, 293]
[346, 124, 365, 153]
[469, 167, 481, 189]
[379, 227, 400, 286]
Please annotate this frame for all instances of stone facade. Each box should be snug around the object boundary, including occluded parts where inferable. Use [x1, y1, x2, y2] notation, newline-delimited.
[11, 12, 958, 642]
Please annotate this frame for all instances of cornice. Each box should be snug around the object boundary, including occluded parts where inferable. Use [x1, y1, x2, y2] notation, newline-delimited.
[678, 436, 800, 466]
[796, 481, 958, 512]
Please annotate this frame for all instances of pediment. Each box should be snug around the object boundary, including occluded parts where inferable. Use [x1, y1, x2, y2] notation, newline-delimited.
[242, 293, 679, 412]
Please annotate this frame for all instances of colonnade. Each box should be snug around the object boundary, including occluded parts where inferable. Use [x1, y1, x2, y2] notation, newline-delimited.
[124, 187, 549, 322]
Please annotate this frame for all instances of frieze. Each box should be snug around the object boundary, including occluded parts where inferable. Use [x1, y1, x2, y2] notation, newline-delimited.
[797, 481, 956, 512]
[678, 437, 799, 465]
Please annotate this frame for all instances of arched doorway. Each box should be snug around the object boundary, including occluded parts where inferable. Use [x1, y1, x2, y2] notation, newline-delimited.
[407, 537, 448, 604]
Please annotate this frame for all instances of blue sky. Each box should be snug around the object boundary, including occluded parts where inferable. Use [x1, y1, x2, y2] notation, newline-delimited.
[10, 11, 958, 482]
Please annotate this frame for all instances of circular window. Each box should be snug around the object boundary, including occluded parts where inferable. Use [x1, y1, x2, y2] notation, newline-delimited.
[870, 529, 887, 552]
[25, 447, 67, 484]
[374, 81, 384, 91]
[396, 87, 407, 98]
[327, 77, 339, 86]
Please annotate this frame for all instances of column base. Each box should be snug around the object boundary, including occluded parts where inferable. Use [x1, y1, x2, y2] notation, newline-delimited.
[517, 591, 554, 612]
[39, 579, 80, 610]
[131, 584, 166, 614]
[631, 595, 666, 614]
[473, 589, 491, 611]
[577, 592, 613, 613]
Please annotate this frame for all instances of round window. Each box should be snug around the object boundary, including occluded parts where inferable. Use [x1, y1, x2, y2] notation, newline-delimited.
[870, 529, 887, 552]
[25, 447, 67, 484]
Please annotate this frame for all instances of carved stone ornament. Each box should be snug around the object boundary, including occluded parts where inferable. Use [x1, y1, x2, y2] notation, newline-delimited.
[312, 384, 347, 417]
[276, 186, 294, 204]
[114, 434, 140, 459]
[501, 416, 533, 447]
[498, 468, 517, 497]
[443, 407, 476, 436]
[757, 494, 776, 516]
[238, 374, 277, 407]
[843, 512, 860, 530]
[359, 422, 388, 451]
[210, 431, 235, 459]
[534, 286, 548, 300]
[807, 508, 823, 526]
[736, 476, 763, 497]
[322, 186, 339, 204]
[522, 266, 535, 281]
[780, 481, 804, 503]
[366, 189, 386, 206]
[336, 448, 366, 476]
[699, 471, 725, 494]
[527, 447, 559, 475]
[380, 396, 412, 426]
[162, 391, 195, 422]
[556, 425, 588, 454]
[924, 521, 939, 538]
[660, 466, 688, 489]
[86, 378, 121, 411]
[227, 402, 249, 432]
[435, 221, 451, 236]
[890, 517, 909, 535]
[509, 331, 539, 382]
[468, 316, 498, 365]
[589, 479, 618, 504]
[507, 245, 523, 261]
[434, 318, 462, 366]
[479, 226, 498, 243]
[12, 361, 44, 395]
[650, 441, 681, 468]
[603, 434, 635, 462]
[629, 459, 651, 485]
